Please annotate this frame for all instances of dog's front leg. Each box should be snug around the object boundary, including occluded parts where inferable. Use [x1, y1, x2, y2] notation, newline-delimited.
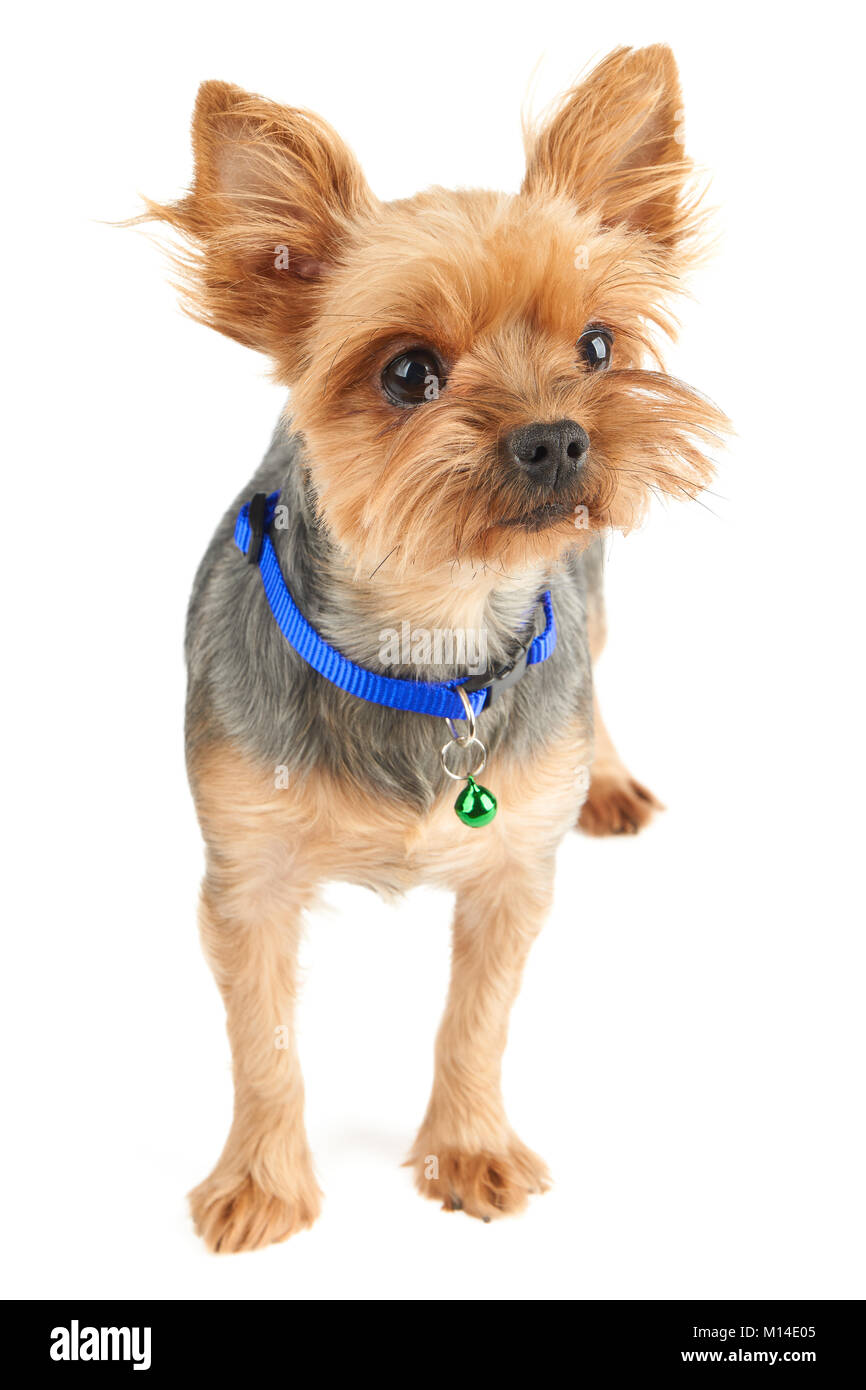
[189, 867, 322, 1253]
[408, 861, 554, 1221]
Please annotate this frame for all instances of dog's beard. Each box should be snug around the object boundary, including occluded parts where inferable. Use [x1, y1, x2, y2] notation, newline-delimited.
[297, 365, 724, 580]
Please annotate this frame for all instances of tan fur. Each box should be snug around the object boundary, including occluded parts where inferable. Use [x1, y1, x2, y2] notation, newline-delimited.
[579, 574, 664, 837]
[143, 45, 726, 1250]
[523, 45, 700, 249]
[188, 719, 589, 1248]
[143, 49, 726, 601]
[579, 699, 664, 836]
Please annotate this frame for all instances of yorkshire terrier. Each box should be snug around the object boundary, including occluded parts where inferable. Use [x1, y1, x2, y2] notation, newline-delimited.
[146, 44, 725, 1252]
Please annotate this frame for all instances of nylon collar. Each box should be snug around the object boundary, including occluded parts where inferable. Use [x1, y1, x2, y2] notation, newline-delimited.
[234, 491, 556, 723]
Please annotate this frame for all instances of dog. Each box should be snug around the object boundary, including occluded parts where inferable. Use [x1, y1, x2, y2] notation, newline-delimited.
[145, 44, 725, 1252]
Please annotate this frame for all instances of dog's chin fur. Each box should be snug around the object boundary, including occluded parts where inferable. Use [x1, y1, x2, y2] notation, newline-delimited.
[145, 45, 728, 1253]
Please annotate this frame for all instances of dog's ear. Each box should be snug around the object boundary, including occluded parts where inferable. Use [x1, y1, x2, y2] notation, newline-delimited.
[522, 46, 693, 249]
[146, 81, 376, 365]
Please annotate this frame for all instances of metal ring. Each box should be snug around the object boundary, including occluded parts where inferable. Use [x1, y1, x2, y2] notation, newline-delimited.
[440, 735, 487, 782]
[445, 685, 476, 745]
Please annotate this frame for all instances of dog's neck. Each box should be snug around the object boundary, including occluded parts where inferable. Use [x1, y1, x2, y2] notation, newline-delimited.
[273, 453, 552, 682]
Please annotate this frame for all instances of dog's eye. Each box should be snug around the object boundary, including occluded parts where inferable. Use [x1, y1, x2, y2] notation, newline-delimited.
[577, 327, 613, 372]
[381, 349, 445, 407]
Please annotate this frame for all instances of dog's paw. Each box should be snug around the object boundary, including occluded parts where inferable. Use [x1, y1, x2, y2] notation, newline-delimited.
[409, 1137, 550, 1222]
[189, 1168, 321, 1254]
[578, 766, 663, 837]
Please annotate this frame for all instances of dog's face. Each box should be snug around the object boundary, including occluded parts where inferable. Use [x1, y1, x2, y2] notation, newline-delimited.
[152, 46, 724, 577]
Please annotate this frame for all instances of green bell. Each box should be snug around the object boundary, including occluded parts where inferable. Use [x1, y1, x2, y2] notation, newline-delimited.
[454, 775, 498, 827]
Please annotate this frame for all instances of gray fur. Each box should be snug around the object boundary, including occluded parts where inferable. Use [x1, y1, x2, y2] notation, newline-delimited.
[186, 416, 598, 810]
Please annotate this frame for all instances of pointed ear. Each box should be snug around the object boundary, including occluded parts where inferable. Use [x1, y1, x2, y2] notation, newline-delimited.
[146, 81, 376, 364]
[522, 46, 693, 249]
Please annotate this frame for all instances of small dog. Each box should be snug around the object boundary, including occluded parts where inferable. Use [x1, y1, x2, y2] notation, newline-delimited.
[146, 44, 725, 1252]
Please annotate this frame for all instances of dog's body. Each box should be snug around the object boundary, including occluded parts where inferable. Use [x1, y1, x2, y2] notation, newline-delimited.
[150, 45, 724, 1250]
[187, 421, 595, 813]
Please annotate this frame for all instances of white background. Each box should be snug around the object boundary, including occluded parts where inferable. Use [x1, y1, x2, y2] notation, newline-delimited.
[3, 0, 864, 1300]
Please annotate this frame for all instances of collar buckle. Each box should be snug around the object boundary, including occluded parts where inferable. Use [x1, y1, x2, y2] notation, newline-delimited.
[246, 491, 270, 565]
[461, 637, 533, 708]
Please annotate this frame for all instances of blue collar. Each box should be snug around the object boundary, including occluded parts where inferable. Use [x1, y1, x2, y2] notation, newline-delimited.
[234, 491, 557, 723]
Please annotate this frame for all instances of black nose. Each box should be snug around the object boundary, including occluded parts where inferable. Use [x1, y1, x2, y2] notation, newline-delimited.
[506, 419, 590, 485]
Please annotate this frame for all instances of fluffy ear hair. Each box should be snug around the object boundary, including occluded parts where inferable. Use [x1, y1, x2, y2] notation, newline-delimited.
[144, 81, 376, 365]
[522, 45, 696, 250]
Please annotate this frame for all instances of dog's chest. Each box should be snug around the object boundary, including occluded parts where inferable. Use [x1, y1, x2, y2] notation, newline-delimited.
[191, 714, 592, 898]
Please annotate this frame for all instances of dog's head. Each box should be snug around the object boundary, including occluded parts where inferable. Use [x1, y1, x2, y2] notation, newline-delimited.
[149, 45, 725, 578]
